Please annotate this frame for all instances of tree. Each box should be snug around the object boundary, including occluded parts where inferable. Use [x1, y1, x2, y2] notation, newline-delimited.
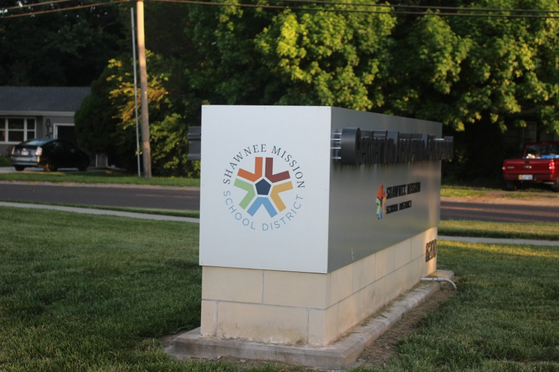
[0, 5, 125, 86]
[25, 0, 559, 180]
[76, 49, 200, 177]
[183, 1, 396, 110]
[255, 6, 396, 110]
[384, 13, 472, 127]
[381, 1, 559, 180]
[74, 67, 117, 156]
[183, 1, 280, 106]
[385, 1, 559, 135]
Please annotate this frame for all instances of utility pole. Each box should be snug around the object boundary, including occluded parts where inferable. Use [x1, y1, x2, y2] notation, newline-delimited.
[137, 0, 151, 179]
[131, 7, 141, 177]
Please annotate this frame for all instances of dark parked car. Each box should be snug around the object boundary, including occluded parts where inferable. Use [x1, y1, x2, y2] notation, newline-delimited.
[10, 138, 90, 172]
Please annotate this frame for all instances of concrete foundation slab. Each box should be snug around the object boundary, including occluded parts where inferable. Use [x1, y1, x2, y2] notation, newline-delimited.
[167, 270, 455, 370]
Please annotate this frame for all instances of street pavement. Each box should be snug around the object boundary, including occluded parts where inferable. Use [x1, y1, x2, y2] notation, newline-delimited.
[2, 174, 559, 222]
[0, 180, 201, 211]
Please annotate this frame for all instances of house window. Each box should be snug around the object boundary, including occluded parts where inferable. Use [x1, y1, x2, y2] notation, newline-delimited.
[0, 118, 36, 143]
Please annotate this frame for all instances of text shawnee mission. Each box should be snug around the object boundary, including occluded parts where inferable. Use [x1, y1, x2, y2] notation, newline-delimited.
[384, 182, 421, 215]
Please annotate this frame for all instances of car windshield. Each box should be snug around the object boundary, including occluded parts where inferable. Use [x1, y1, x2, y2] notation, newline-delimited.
[525, 144, 559, 159]
[18, 139, 51, 147]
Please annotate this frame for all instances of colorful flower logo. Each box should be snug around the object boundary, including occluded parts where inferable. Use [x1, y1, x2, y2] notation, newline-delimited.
[376, 184, 386, 219]
[234, 157, 293, 217]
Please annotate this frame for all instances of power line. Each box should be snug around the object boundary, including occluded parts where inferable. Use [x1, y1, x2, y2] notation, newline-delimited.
[0, 0, 128, 18]
[4, 0, 559, 14]
[1, 0, 128, 18]
[280, 0, 559, 14]
[2, 0, 559, 19]
[382, 1, 559, 14]
[2, 0, 82, 11]
[151, 0, 559, 18]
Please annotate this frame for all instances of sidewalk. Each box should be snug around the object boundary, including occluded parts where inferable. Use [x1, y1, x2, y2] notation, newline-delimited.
[438, 235, 559, 247]
[0, 201, 200, 223]
[2, 201, 558, 246]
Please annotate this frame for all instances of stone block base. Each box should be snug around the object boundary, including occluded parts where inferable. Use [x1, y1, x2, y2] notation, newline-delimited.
[199, 228, 438, 347]
[168, 270, 454, 369]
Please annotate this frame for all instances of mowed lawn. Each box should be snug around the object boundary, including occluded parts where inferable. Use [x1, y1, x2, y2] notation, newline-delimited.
[1, 206, 559, 371]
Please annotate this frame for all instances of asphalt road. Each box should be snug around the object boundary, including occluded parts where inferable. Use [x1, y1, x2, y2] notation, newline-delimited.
[0, 182, 200, 211]
[440, 200, 559, 223]
[1, 181, 558, 223]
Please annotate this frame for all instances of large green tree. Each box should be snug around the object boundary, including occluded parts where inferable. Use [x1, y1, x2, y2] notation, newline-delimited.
[70, 0, 559, 179]
[386, 1, 559, 134]
[183, 0, 559, 133]
[255, 6, 395, 110]
[382, 1, 559, 179]
[182, 0, 396, 110]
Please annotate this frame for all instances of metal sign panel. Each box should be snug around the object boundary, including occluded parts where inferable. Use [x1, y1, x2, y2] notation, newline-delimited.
[327, 108, 443, 271]
[198, 106, 446, 273]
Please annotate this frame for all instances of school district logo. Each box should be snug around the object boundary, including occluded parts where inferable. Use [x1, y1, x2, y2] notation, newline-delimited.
[222, 144, 305, 231]
[235, 157, 293, 217]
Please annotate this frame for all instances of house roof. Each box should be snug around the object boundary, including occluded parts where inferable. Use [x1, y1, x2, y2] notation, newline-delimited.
[0, 86, 91, 114]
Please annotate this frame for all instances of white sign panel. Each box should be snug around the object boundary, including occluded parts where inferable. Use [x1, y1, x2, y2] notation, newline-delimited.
[199, 106, 331, 273]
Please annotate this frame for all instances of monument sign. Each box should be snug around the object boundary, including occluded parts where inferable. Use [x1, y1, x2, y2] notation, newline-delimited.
[172, 106, 452, 366]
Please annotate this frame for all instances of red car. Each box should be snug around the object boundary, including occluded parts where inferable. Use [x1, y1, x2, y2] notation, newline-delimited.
[502, 142, 559, 192]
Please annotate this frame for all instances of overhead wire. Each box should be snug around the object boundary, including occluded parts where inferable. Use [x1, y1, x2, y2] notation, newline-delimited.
[2, 0, 86, 11]
[0, 0, 128, 18]
[2, 0, 559, 19]
[366, 1, 559, 14]
[147, 0, 559, 18]
[274, 0, 559, 14]
[151, 0, 559, 18]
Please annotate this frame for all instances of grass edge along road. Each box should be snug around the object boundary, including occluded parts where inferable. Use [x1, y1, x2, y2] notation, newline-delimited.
[2, 170, 559, 241]
[439, 220, 559, 241]
[1, 199, 558, 242]
[1, 206, 559, 371]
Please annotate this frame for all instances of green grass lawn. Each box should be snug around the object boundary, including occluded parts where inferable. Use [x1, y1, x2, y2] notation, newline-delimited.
[441, 184, 559, 198]
[1, 206, 559, 371]
[357, 240, 559, 372]
[439, 220, 559, 241]
[0, 207, 203, 372]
